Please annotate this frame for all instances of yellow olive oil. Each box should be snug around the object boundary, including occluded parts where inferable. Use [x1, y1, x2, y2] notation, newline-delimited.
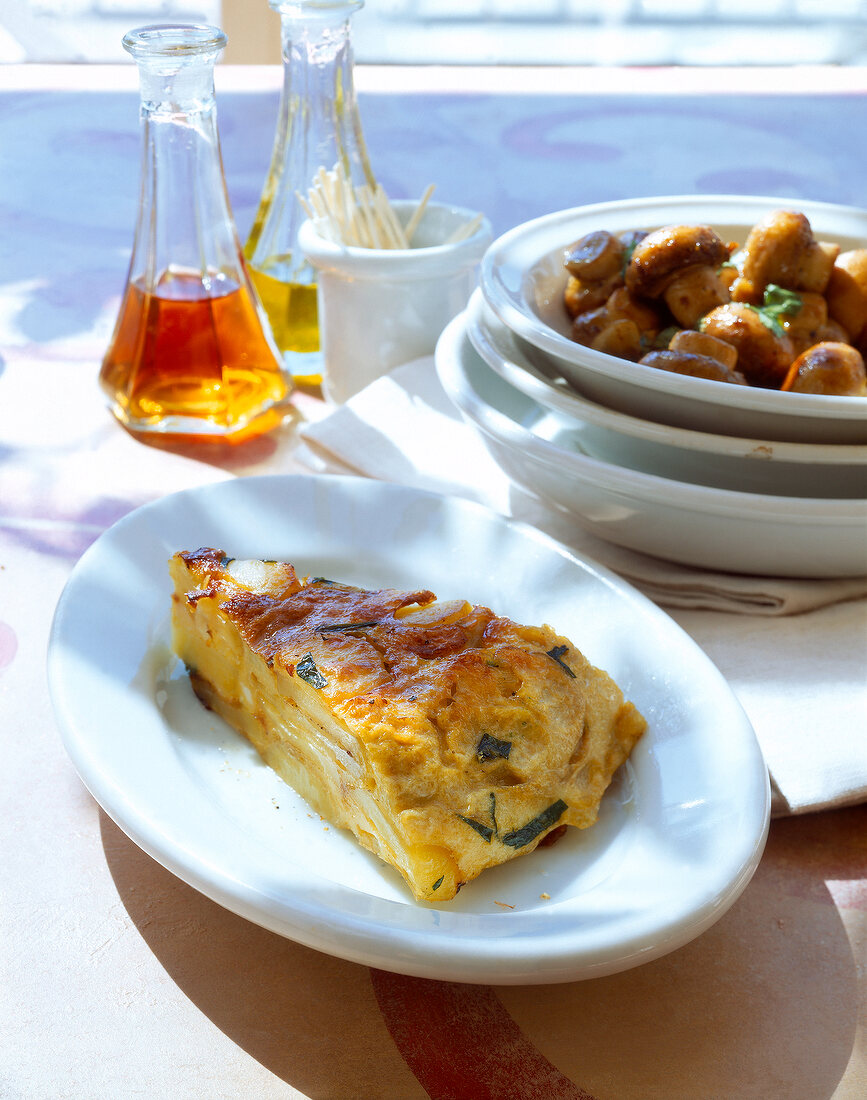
[248, 265, 322, 386]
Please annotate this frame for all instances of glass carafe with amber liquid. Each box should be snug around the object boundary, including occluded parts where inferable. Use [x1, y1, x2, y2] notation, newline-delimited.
[100, 24, 291, 440]
[244, 0, 375, 386]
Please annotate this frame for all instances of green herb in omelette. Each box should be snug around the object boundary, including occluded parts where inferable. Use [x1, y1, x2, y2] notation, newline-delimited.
[317, 621, 379, 632]
[501, 800, 568, 850]
[456, 814, 494, 843]
[476, 733, 512, 762]
[296, 654, 327, 689]
[546, 645, 576, 679]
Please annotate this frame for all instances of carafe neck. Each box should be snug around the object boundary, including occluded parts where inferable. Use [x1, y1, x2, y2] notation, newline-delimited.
[245, 1, 373, 269]
[123, 24, 242, 295]
[124, 23, 226, 116]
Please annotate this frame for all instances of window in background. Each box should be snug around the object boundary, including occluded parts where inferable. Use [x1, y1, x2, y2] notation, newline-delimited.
[1, 0, 866, 64]
[0, 1, 219, 62]
[352, 0, 867, 66]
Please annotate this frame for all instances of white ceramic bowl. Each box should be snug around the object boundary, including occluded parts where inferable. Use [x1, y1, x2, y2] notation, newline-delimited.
[435, 309, 867, 578]
[466, 291, 867, 499]
[300, 199, 491, 405]
[479, 195, 867, 444]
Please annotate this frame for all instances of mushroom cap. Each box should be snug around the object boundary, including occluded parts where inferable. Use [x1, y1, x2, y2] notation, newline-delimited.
[700, 303, 794, 388]
[669, 328, 739, 371]
[781, 341, 867, 396]
[731, 210, 814, 302]
[826, 249, 867, 341]
[639, 348, 748, 386]
[625, 225, 730, 299]
[564, 230, 624, 282]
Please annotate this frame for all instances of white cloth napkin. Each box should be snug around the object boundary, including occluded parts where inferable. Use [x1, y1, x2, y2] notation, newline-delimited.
[295, 356, 867, 816]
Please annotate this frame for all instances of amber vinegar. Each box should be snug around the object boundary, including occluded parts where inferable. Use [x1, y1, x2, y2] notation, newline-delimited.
[103, 24, 291, 442]
[100, 270, 290, 436]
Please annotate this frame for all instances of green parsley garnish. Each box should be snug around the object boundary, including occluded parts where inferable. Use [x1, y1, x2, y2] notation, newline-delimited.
[621, 236, 640, 275]
[652, 325, 680, 350]
[748, 283, 802, 336]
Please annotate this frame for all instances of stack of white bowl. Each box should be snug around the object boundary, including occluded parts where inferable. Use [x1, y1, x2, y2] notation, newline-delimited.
[434, 195, 867, 577]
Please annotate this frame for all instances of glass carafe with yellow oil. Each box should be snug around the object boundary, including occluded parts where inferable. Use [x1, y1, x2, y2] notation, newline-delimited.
[245, 0, 375, 386]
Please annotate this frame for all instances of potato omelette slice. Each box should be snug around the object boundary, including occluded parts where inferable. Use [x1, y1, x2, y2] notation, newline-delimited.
[169, 548, 646, 901]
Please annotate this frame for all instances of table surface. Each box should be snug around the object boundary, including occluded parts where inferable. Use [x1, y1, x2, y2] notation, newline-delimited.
[2, 63, 866, 1100]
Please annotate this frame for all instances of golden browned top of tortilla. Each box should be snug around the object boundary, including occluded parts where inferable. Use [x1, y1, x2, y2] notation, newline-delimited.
[175, 547, 646, 844]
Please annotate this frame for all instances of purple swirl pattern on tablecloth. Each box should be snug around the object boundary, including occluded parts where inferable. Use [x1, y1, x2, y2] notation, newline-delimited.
[0, 86, 860, 365]
[0, 621, 16, 673]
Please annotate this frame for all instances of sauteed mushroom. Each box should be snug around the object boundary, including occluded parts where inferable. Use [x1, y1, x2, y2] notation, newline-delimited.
[639, 348, 748, 386]
[564, 230, 624, 282]
[564, 272, 622, 318]
[796, 240, 839, 294]
[588, 318, 644, 360]
[826, 249, 867, 346]
[570, 285, 665, 360]
[700, 303, 794, 388]
[625, 224, 730, 300]
[668, 329, 739, 371]
[571, 307, 643, 360]
[781, 341, 867, 396]
[780, 291, 832, 356]
[663, 264, 732, 328]
[731, 210, 838, 302]
[562, 229, 647, 318]
[605, 286, 664, 333]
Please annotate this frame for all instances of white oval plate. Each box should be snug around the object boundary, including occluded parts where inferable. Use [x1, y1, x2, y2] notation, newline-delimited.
[479, 195, 867, 444]
[48, 474, 769, 985]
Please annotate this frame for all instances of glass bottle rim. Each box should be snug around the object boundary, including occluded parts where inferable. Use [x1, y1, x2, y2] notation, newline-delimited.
[268, 1, 364, 15]
[122, 23, 228, 59]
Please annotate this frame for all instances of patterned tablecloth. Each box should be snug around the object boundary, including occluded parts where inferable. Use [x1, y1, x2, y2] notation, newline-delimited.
[2, 63, 866, 1099]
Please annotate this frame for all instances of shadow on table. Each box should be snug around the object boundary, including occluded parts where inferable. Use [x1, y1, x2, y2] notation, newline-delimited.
[115, 395, 309, 475]
[98, 810, 418, 1100]
[100, 806, 864, 1100]
[489, 806, 866, 1100]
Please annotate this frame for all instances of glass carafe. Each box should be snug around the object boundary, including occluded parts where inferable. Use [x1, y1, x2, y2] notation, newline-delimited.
[100, 24, 291, 441]
[244, 0, 375, 386]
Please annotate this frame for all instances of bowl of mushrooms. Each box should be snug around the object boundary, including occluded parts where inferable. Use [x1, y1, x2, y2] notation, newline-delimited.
[464, 290, 867, 500]
[436, 308, 867, 575]
[479, 195, 867, 444]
